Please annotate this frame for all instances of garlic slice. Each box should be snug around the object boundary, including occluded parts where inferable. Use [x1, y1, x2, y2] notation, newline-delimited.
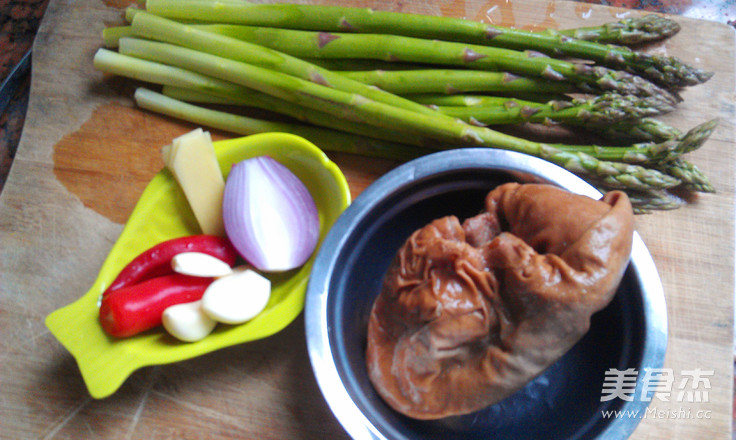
[171, 252, 233, 278]
[202, 268, 271, 324]
[162, 300, 217, 342]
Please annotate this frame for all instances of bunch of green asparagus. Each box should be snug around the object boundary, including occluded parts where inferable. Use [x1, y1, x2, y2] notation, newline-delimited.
[95, 0, 718, 212]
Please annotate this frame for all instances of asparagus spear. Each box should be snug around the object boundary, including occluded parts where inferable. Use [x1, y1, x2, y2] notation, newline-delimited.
[410, 95, 688, 144]
[134, 87, 431, 162]
[116, 18, 672, 74]
[656, 157, 715, 193]
[338, 69, 572, 96]
[618, 188, 685, 213]
[553, 119, 716, 164]
[187, 23, 677, 100]
[159, 84, 437, 147]
[301, 57, 435, 71]
[94, 47, 247, 96]
[95, 48, 438, 147]
[91, 48, 571, 151]
[550, 14, 681, 45]
[103, 25, 135, 48]
[97, 44, 425, 149]
[662, 118, 718, 157]
[407, 93, 571, 106]
[136, 86, 699, 211]
[594, 117, 683, 143]
[97, 42, 713, 180]
[114, 37, 682, 190]
[161, 85, 245, 105]
[163, 80, 715, 169]
[144, 0, 710, 89]
[128, 11, 439, 117]
[436, 94, 674, 126]
[156, 81, 714, 170]
[159, 81, 712, 195]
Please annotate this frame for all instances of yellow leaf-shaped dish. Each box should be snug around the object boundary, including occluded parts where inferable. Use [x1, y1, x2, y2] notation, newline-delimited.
[45, 132, 351, 399]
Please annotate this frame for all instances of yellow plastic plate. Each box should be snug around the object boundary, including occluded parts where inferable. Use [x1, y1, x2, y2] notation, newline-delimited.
[45, 132, 351, 399]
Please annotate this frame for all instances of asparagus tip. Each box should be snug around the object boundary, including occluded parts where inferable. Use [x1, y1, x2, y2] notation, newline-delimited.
[675, 118, 719, 155]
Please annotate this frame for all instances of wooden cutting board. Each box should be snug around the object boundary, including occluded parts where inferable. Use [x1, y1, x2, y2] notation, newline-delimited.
[0, 0, 733, 438]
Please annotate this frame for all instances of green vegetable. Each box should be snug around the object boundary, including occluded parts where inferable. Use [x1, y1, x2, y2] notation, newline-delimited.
[405, 94, 683, 143]
[157, 83, 714, 168]
[95, 48, 426, 147]
[405, 93, 570, 106]
[102, 25, 135, 48]
[594, 117, 684, 143]
[338, 69, 571, 96]
[188, 23, 678, 99]
[113, 38, 685, 192]
[129, 11, 438, 117]
[655, 157, 715, 193]
[134, 88, 430, 162]
[135, 87, 715, 210]
[94, 1, 716, 211]
[549, 14, 681, 45]
[436, 94, 674, 126]
[619, 188, 685, 213]
[143, 0, 710, 88]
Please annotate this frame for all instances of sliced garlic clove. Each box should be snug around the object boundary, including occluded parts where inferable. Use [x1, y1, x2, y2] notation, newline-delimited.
[162, 300, 217, 342]
[171, 251, 233, 278]
[202, 268, 271, 325]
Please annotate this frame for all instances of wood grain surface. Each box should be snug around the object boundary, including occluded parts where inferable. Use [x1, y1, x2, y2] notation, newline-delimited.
[0, 0, 733, 438]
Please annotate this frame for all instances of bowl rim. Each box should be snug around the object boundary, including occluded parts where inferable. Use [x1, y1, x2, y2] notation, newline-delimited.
[305, 148, 667, 440]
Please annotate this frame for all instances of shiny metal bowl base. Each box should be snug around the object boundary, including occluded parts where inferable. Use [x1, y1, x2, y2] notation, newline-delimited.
[305, 149, 667, 440]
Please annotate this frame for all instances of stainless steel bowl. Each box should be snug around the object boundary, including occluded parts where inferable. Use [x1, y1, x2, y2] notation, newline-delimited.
[305, 149, 667, 440]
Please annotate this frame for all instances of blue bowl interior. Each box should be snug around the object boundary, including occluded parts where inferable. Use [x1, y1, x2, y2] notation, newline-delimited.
[325, 167, 647, 440]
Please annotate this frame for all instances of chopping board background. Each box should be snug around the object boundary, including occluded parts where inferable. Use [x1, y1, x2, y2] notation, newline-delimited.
[0, 0, 734, 438]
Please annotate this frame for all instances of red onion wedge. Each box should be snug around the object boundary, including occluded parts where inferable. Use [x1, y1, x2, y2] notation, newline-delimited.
[223, 156, 320, 272]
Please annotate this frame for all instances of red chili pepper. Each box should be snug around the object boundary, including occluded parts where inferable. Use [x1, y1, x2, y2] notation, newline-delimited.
[99, 273, 213, 338]
[103, 235, 238, 296]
